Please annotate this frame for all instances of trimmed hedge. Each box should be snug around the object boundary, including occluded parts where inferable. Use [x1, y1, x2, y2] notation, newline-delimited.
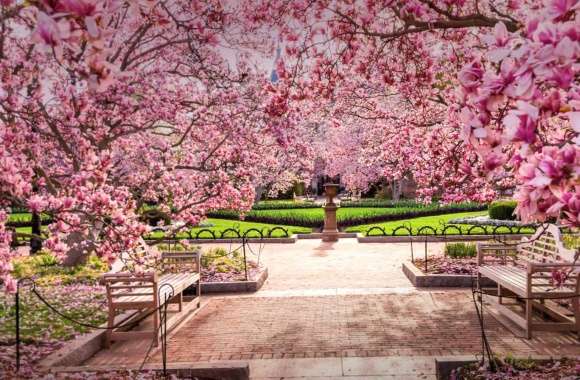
[209, 202, 487, 228]
[488, 200, 517, 221]
[252, 200, 319, 210]
[340, 199, 424, 208]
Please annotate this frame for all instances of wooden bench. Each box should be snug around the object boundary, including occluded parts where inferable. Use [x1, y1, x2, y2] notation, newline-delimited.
[102, 241, 201, 347]
[477, 224, 579, 339]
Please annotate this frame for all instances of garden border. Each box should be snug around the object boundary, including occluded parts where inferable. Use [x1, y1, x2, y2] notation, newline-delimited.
[359, 234, 527, 243]
[402, 261, 495, 288]
[45, 361, 249, 379]
[434, 355, 579, 380]
[201, 267, 268, 293]
[296, 232, 358, 239]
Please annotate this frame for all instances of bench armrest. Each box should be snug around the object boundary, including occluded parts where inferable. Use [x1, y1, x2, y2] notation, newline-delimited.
[477, 243, 518, 266]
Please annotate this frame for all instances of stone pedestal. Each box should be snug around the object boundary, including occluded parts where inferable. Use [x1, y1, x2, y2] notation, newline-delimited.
[322, 183, 340, 242]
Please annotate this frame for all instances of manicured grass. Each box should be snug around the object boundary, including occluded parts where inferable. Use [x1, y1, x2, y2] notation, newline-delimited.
[146, 218, 311, 239]
[346, 211, 535, 235]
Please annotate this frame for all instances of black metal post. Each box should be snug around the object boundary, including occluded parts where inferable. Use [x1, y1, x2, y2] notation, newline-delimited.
[162, 294, 168, 377]
[242, 237, 248, 281]
[30, 211, 42, 254]
[15, 281, 20, 373]
[424, 236, 428, 273]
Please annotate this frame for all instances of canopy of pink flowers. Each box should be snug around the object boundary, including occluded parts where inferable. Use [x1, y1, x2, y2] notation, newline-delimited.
[0, 0, 578, 291]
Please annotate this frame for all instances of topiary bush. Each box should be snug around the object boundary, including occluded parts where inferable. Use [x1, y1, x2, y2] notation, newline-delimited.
[444, 242, 477, 259]
[488, 200, 518, 220]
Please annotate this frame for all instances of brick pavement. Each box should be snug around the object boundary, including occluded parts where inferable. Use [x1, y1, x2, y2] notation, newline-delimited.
[84, 239, 580, 377]
[87, 290, 579, 366]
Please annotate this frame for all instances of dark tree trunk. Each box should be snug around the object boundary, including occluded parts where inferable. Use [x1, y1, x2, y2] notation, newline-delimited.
[30, 211, 42, 254]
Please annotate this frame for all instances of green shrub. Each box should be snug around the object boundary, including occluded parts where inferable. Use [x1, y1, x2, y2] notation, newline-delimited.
[12, 252, 108, 285]
[444, 243, 477, 259]
[141, 208, 171, 226]
[202, 247, 246, 273]
[488, 200, 517, 220]
[563, 234, 579, 250]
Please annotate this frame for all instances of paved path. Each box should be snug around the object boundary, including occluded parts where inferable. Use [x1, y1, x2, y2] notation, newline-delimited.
[86, 239, 580, 379]
[210, 239, 443, 291]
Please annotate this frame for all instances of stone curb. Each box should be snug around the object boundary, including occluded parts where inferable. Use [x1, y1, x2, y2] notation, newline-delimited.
[47, 361, 250, 379]
[183, 237, 297, 244]
[201, 267, 269, 293]
[402, 261, 495, 288]
[359, 234, 528, 243]
[434, 355, 579, 380]
[296, 232, 359, 239]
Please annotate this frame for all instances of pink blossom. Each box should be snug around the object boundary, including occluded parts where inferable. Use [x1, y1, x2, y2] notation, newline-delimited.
[34, 12, 69, 47]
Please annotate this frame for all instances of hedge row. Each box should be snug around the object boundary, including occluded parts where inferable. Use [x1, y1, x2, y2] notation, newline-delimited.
[488, 200, 518, 220]
[340, 199, 426, 208]
[251, 200, 320, 210]
[209, 203, 487, 228]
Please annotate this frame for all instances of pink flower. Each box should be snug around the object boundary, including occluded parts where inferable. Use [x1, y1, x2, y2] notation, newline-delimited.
[458, 61, 483, 90]
[4, 275, 17, 293]
[34, 12, 69, 47]
[484, 152, 503, 171]
[547, 0, 579, 19]
[503, 102, 538, 144]
[61, 0, 97, 16]
[27, 195, 47, 213]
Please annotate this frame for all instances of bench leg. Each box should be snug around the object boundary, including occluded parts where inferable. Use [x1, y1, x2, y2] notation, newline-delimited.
[105, 307, 115, 348]
[476, 273, 482, 302]
[178, 292, 183, 312]
[153, 306, 160, 347]
[525, 299, 533, 339]
[197, 280, 201, 308]
[498, 284, 502, 305]
[573, 294, 580, 340]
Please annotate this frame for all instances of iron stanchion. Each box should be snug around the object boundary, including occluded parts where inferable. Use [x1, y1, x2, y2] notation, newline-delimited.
[15, 282, 20, 373]
[242, 237, 248, 281]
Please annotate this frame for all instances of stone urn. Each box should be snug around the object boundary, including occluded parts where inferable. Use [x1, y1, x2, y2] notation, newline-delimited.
[322, 183, 340, 242]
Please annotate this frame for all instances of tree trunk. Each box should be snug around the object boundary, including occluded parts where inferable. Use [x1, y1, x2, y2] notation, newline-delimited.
[30, 211, 43, 254]
[391, 180, 402, 202]
[61, 230, 93, 266]
[254, 185, 264, 203]
[62, 217, 100, 267]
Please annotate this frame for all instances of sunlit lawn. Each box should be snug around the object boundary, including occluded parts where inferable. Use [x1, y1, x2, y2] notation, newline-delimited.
[345, 211, 535, 235]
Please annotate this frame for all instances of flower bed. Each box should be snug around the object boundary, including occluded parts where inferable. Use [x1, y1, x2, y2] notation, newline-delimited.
[451, 357, 580, 379]
[413, 256, 479, 276]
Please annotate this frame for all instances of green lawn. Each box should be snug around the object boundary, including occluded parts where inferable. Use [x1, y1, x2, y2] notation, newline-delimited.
[7, 212, 51, 223]
[146, 218, 312, 239]
[345, 211, 535, 235]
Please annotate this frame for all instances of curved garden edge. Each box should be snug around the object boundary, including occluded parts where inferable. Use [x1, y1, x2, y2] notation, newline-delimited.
[402, 261, 495, 288]
[201, 267, 268, 293]
[359, 234, 528, 243]
[434, 355, 580, 380]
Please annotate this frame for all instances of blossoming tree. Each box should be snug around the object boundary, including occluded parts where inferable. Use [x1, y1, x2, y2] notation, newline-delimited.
[247, 0, 578, 225]
[0, 0, 311, 290]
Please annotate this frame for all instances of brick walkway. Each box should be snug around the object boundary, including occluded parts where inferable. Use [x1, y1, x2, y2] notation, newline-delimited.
[84, 240, 580, 377]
